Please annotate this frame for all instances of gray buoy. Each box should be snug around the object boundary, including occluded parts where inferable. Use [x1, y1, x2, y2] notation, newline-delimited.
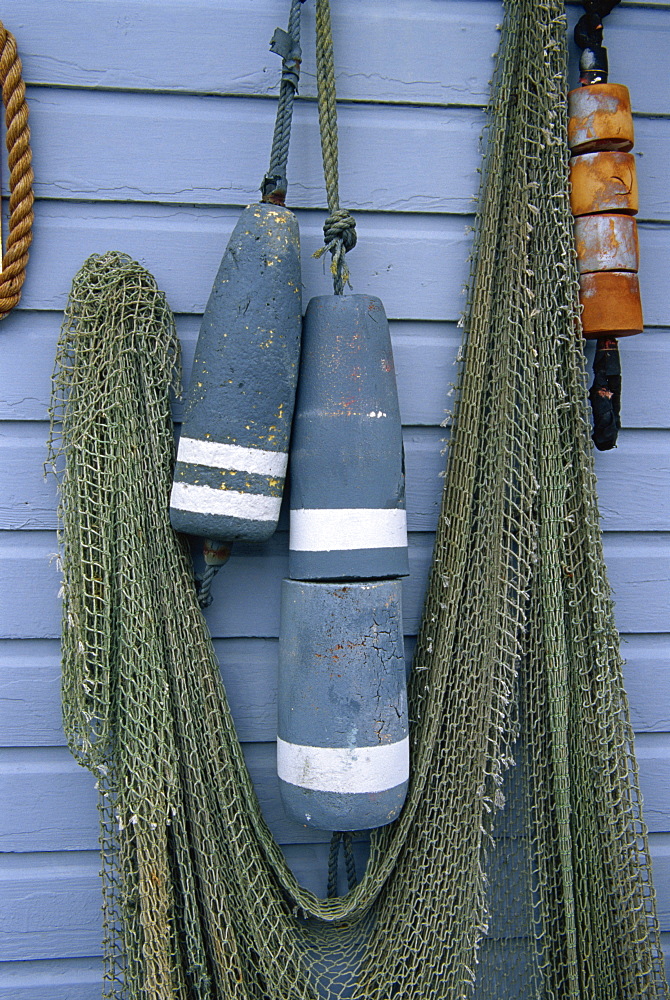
[170, 203, 302, 542]
[277, 578, 409, 831]
[288, 294, 409, 580]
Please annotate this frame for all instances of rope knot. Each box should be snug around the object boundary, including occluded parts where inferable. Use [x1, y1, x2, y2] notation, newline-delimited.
[314, 209, 357, 293]
[322, 209, 357, 253]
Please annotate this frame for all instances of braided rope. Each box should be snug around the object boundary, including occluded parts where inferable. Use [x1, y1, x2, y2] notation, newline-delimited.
[0, 22, 33, 320]
[326, 832, 359, 898]
[261, 0, 305, 204]
[196, 564, 220, 609]
[314, 0, 356, 294]
[326, 831, 342, 898]
[342, 833, 357, 891]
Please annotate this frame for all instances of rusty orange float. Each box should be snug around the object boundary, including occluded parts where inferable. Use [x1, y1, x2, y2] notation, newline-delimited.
[569, 80, 643, 341]
[568, 82, 634, 154]
[569, 150, 638, 218]
[579, 271, 643, 338]
[573, 213, 639, 274]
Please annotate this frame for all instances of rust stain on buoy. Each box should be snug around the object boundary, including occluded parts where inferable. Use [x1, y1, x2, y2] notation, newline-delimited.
[574, 214, 639, 274]
[570, 151, 638, 217]
[568, 83, 634, 155]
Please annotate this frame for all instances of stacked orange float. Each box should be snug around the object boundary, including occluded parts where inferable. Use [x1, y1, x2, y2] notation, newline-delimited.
[568, 82, 643, 339]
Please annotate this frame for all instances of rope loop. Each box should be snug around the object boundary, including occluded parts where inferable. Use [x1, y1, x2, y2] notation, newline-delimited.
[342, 832, 358, 892]
[326, 831, 342, 898]
[0, 21, 34, 320]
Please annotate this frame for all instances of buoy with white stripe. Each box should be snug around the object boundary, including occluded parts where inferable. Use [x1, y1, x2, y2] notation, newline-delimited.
[277, 578, 409, 831]
[288, 294, 409, 581]
[170, 202, 302, 542]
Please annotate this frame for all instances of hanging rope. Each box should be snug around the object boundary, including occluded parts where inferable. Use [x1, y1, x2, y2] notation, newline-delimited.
[196, 565, 219, 609]
[261, 0, 306, 204]
[313, 0, 356, 294]
[326, 832, 358, 899]
[0, 21, 33, 319]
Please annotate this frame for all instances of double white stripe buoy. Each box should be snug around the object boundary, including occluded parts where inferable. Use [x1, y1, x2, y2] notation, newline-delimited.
[170, 203, 302, 542]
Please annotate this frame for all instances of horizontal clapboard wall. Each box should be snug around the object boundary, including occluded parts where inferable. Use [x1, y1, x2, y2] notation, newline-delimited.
[1, 1, 669, 996]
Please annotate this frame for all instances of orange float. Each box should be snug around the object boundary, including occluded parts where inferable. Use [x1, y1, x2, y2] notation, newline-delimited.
[571, 5, 638, 450]
[569, 82, 643, 342]
[568, 83, 634, 154]
[569, 150, 638, 218]
[579, 271, 643, 338]
[573, 213, 638, 273]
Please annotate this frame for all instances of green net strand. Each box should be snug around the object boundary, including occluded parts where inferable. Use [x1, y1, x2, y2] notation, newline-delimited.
[48, 2, 669, 998]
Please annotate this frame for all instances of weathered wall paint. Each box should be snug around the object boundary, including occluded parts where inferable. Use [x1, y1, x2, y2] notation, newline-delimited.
[1, 1, 669, 995]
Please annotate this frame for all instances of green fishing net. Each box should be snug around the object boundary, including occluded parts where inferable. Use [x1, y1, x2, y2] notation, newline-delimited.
[48, 2, 668, 997]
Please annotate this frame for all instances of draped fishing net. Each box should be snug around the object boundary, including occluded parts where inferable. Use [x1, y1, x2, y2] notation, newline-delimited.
[48, 2, 668, 998]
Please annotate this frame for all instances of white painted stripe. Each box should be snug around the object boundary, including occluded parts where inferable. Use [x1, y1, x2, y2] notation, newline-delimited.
[277, 736, 409, 794]
[176, 436, 288, 478]
[170, 482, 281, 521]
[289, 507, 407, 552]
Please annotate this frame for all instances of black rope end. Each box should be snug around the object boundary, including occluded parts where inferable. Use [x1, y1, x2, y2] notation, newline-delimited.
[589, 338, 621, 451]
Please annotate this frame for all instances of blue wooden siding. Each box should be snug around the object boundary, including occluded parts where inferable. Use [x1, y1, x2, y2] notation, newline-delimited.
[1, 1, 669, 995]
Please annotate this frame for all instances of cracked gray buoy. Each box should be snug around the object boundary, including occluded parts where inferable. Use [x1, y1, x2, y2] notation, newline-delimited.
[277, 578, 409, 831]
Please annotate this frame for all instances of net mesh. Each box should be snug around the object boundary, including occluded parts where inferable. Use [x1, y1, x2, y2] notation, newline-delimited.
[48, 2, 669, 998]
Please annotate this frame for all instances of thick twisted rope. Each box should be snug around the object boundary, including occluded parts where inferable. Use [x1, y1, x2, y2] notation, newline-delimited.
[196, 565, 219, 609]
[261, 0, 305, 204]
[313, 0, 356, 294]
[0, 22, 33, 320]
